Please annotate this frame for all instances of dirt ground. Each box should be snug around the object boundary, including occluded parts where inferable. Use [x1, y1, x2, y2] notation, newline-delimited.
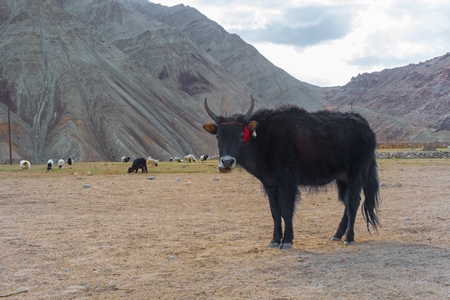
[1, 159, 449, 299]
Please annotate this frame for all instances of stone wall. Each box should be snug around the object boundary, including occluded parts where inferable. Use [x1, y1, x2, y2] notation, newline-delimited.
[376, 151, 450, 159]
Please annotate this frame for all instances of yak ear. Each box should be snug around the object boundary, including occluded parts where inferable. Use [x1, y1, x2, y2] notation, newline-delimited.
[247, 121, 258, 138]
[203, 123, 217, 134]
[247, 121, 258, 131]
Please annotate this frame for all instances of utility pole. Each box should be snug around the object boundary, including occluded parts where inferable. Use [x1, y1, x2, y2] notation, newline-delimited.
[7, 89, 12, 165]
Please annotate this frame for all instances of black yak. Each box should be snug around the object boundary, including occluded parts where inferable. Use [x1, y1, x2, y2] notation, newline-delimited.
[203, 95, 379, 249]
[128, 158, 148, 174]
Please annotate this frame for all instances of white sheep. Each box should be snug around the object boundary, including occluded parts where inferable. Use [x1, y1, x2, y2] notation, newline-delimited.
[147, 157, 158, 168]
[58, 159, 64, 169]
[184, 154, 196, 162]
[20, 160, 31, 170]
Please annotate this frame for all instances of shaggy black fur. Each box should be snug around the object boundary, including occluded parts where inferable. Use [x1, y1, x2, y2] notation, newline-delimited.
[204, 103, 380, 249]
[128, 158, 148, 174]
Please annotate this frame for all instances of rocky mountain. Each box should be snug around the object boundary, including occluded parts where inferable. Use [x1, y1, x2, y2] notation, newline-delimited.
[324, 53, 450, 142]
[117, 0, 327, 110]
[1, 0, 450, 163]
[0, 0, 326, 163]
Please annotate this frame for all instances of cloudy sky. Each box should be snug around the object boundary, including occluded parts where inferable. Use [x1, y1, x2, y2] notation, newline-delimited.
[153, 0, 450, 87]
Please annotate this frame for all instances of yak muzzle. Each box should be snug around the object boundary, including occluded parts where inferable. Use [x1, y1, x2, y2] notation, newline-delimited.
[217, 156, 236, 173]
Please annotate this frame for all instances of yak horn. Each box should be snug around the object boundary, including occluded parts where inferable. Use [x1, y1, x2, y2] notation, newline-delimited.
[244, 95, 255, 118]
[204, 97, 219, 123]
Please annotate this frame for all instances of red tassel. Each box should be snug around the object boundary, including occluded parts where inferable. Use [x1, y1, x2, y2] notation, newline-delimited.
[243, 126, 250, 143]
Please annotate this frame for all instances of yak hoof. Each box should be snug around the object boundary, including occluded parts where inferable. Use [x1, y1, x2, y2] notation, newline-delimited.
[279, 243, 292, 250]
[344, 241, 355, 245]
[268, 242, 280, 248]
[331, 237, 341, 241]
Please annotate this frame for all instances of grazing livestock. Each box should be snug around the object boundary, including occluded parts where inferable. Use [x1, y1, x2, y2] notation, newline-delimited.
[199, 154, 209, 162]
[170, 157, 182, 162]
[128, 157, 148, 173]
[20, 160, 31, 170]
[58, 159, 64, 169]
[203, 96, 380, 249]
[147, 156, 160, 163]
[46, 159, 54, 171]
[184, 154, 196, 162]
[121, 156, 131, 163]
[147, 157, 158, 168]
[67, 157, 73, 168]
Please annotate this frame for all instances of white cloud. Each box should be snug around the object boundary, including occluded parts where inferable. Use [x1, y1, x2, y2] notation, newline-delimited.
[153, 0, 450, 86]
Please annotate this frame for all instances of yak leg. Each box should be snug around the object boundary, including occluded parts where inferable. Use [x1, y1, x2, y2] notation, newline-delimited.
[265, 175, 298, 250]
[332, 209, 348, 241]
[264, 186, 282, 248]
[343, 184, 362, 245]
[332, 178, 362, 244]
[332, 179, 348, 241]
[334, 175, 362, 245]
[278, 180, 298, 249]
[332, 198, 361, 244]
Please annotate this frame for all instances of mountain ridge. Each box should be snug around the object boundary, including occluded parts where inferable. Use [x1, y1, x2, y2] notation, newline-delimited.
[325, 53, 450, 142]
[1, 0, 449, 163]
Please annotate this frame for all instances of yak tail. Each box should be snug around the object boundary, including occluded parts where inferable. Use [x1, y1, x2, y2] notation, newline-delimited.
[362, 156, 380, 233]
